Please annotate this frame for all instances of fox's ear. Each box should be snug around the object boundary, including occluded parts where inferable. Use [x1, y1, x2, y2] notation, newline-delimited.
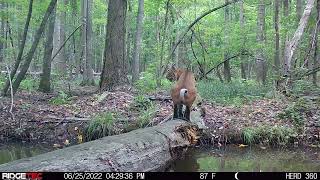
[175, 69, 183, 80]
[171, 64, 176, 70]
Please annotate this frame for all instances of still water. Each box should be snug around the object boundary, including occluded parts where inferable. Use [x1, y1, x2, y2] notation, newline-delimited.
[0, 142, 52, 165]
[172, 145, 320, 172]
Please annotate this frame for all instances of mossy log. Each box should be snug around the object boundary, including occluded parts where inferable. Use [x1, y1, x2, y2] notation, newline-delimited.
[0, 120, 200, 172]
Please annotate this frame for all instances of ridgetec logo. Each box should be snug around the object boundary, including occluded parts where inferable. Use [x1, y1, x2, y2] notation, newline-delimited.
[1, 172, 42, 180]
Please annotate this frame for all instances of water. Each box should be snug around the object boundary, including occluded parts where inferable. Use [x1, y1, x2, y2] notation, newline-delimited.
[0, 142, 53, 165]
[1, 142, 319, 172]
[172, 145, 320, 172]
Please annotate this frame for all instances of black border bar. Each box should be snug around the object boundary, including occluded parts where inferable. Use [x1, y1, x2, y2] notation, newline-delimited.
[1, 172, 318, 180]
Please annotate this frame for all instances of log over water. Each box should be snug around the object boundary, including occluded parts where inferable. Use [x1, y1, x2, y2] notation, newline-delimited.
[0, 120, 200, 172]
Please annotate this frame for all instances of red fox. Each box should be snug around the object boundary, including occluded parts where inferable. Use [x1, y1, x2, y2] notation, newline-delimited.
[170, 68, 197, 121]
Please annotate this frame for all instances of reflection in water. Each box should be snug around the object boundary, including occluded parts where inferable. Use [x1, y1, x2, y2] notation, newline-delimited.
[0, 142, 52, 165]
[172, 145, 320, 172]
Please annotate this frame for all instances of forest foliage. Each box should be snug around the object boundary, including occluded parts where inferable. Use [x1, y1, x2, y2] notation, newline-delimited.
[0, 0, 319, 103]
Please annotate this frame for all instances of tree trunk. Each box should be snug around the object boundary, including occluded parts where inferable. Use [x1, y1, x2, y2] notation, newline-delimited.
[100, 0, 127, 91]
[256, 0, 267, 85]
[313, 0, 320, 85]
[71, 0, 77, 75]
[57, 0, 68, 73]
[0, 3, 4, 64]
[284, 0, 289, 17]
[2, 0, 33, 96]
[10, 0, 58, 95]
[126, 0, 132, 77]
[132, 0, 144, 83]
[81, 0, 95, 86]
[239, 0, 247, 79]
[296, 0, 303, 22]
[39, 7, 56, 93]
[283, 0, 315, 77]
[157, 0, 170, 87]
[223, 0, 231, 82]
[274, 0, 280, 75]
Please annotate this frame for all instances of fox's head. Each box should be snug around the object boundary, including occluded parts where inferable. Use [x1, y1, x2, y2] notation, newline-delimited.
[166, 65, 184, 82]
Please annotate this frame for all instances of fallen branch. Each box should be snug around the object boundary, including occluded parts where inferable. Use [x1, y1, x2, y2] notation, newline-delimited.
[28, 116, 90, 124]
[47, 115, 91, 121]
[148, 96, 172, 101]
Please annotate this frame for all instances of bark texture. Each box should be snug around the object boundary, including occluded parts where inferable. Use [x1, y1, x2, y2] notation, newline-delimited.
[100, 0, 127, 90]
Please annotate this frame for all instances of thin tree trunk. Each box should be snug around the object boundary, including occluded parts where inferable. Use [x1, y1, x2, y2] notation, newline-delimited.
[296, 0, 303, 22]
[39, 7, 56, 93]
[100, 0, 127, 91]
[281, 0, 289, 63]
[126, 0, 132, 76]
[256, 0, 267, 85]
[132, 0, 144, 83]
[239, 0, 247, 79]
[81, 0, 95, 86]
[157, 0, 170, 87]
[313, 0, 320, 85]
[2, 0, 33, 95]
[0, 3, 4, 64]
[284, 0, 289, 17]
[223, 0, 231, 82]
[10, 0, 57, 95]
[57, 0, 68, 72]
[274, 0, 280, 75]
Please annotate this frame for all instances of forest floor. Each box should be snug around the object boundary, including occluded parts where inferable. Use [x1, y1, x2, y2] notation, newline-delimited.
[0, 86, 320, 148]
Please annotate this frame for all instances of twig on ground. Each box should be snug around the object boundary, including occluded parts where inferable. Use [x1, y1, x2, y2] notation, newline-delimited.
[148, 96, 172, 101]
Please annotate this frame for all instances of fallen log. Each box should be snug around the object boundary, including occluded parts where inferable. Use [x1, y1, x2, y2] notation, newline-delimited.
[0, 120, 200, 172]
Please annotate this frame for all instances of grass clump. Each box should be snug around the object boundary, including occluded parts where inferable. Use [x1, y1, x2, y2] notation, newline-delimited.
[49, 91, 71, 105]
[20, 77, 38, 92]
[0, 74, 5, 88]
[85, 112, 117, 141]
[136, 104, 157, 128]
[278, 97, 313, 128]
[242, 125, 297, 146]
[198, 79, 271, 106]
[131, 95, 153, 110]
[129, 95, 157, 128]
